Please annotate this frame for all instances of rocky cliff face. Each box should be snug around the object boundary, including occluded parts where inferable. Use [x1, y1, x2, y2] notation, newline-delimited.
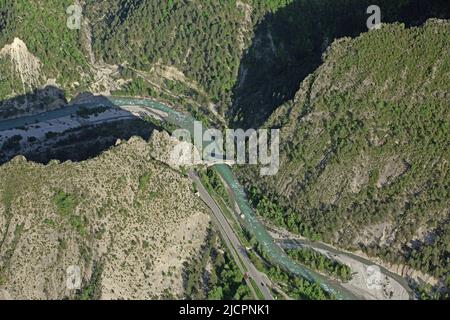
[0, 37, 64, 119]
[0, 38, 43, 92]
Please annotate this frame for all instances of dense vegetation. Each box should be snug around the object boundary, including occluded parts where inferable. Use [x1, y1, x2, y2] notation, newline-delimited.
[231, 0, 450, 127]
[198, 167, 336, 299]
[87, 0, 279, 111]
[199, 167, 230, 206]
[0, 0, 91, 98]
[1, 0, 448, 121]
[248, 186, 322, 240]
[286, 248, 352, 282]
[184, 229, 252, 300]
[206, 246, 252, 300]
[1, 0, 449, 298]
[241, 227, 334, 299]
[237, 20, 450, 290]
[267, 265, 333, 300]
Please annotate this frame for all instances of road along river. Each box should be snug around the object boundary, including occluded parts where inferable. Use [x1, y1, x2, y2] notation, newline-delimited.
[108, 97, 357, 300]
[0, 97, 411, 300]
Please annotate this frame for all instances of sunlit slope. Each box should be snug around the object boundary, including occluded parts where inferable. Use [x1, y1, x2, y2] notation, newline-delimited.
[0, 136, 210, 299]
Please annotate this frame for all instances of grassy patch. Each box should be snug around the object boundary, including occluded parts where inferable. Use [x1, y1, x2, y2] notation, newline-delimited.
[53, 190, 86, 236]
[250, 278, 265, 300]
[53, 190, 78, 217]
[69, 215, 87, 237]
[43, 218, 56, 227]
[138, 173, 151, 191]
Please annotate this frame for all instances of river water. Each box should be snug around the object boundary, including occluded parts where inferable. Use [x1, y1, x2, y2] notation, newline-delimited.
[109, 97, 357, 299]
[0, 97, 359, 299]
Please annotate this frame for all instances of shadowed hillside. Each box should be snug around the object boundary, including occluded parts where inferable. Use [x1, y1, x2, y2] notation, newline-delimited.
[231, 0, 450, 128]
[0, 89, 163, 165]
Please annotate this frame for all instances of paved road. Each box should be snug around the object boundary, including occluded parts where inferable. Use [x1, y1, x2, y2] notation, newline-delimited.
[276, 238, 413, 299]
[0, 102, 274, 299]
[0, 96, 413, 299]
[189, 171, 273, 300]
[0, 98, 355, 299]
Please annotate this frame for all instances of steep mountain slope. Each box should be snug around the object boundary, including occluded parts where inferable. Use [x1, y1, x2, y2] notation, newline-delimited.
[237, 20, 449, 289]
[0, 136, 211, 299]
[85, 0, 309, 113]
[0, 0, 92, 95]
[0, 0, 97, 119]
[0, 0, 449, 299]
[0, 0, 287, 117]
[87, 0, 252, 107]
[1, 0, 448, 122]
[231, 0, 450, 128]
